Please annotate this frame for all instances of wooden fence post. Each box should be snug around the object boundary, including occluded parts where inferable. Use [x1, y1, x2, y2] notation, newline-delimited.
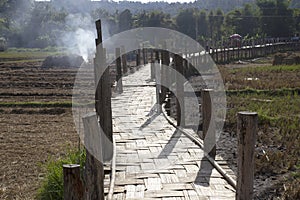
[63, 164, 84, 200]
[155, 50, 160, 64]
[174, 54, 185, 127]
[150, 50, 155, 80]
[227, 46, 230, 62]
[121, 46, 127, 75]
[155, 50, 162, 113]
[202, 89, 216, 157]
[92, 19, 112, 199]
[83, 112, 111, 200]
[143, 45, 147, 65]
[136, 49, 141, 67]
[161, 49, 170, 103]
[116, 47, 123, 93]
[236, 111, 257, 200]
[215, 48, 219, 63]
[95, 20, 113, 151]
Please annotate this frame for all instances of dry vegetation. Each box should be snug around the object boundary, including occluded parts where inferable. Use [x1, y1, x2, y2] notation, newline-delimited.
[219, 56, 300, 199]
[0, 52, 78, 199]
[1, 50, 299, 199]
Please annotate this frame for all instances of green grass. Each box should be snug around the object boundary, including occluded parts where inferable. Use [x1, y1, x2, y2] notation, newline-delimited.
[0, 58, 45, 63]
[0, 101, 95, 108]
[220, 64, 300, 90]
[227, 93, 300, 126]
[227, 88, 300, 96]
[37, 149, 85, 200]
[226, 92, 300, 177]
[0, 101, 73, 108]
[0, 47, 67, 62]
[220, 61, 300, 198]
[230, 64, 300, 73]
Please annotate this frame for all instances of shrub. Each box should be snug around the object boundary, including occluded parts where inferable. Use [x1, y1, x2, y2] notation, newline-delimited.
[37, 149, 85, 200]
[0, 37, 7, 51]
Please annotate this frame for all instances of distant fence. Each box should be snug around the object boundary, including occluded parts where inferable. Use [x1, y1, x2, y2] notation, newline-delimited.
[193, 40, 300, 64]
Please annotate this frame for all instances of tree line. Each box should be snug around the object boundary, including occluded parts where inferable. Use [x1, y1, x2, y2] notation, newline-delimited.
[0, 0, 299, 48]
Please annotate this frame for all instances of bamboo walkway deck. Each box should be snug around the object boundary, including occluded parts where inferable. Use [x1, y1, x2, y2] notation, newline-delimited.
[108, 64, 236, 199]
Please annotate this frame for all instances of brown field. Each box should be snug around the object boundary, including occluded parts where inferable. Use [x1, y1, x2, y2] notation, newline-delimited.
[0, 53, 299, 199]
[0, 61, 78, 199]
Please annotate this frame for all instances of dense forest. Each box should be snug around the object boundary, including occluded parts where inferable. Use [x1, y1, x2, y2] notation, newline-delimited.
[0, 0, 300, 49]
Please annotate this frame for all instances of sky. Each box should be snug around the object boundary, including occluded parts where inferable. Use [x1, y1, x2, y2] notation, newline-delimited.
[35, 0, 196, 4]
[110, 0, 195, 3]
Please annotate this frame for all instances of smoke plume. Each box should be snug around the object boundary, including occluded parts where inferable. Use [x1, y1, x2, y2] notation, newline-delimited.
[59, 13, 96, 62]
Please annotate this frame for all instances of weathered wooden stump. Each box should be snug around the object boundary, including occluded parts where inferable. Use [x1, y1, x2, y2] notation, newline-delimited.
[202, 89, 216, 157]
[236, 111, 257, 200]
[63, 164, 84, 200]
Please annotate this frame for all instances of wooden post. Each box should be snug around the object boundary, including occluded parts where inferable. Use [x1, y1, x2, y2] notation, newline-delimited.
[201, 89, 216, 157]
[224, 47, 227, 63]
[143, 45, 147, 65]
[183, 58, 188, 78]
[215, 48, 219, 63]
[83, 112, 112, 200]
[150, 50, 155, 80]
[92, 20, 112, 199]
[249, 41, 252, 58]
[252, 40, 255, 58]
[95, 20, 113, 149]
[220, 47, 223, 63]
[227, 47, 230, 62]
[236, 112, 257, 200]
[84, 151, 104, 200]
[155, 50, 160, 64]
[174, 54, 184, 126]
[63, 164, 84, 200]
[211, 47, 215, 61]
[154, 50, 162, 113]
[121, 46, 127, 75]
[116, 47, 123, 93]
[161, 49, 170, 103]
[136, 49, 141, 67]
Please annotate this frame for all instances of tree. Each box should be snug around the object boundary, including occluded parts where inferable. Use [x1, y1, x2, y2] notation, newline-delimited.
[19, 3, 70, 47]
[215, 9, 224, 40]
[257, 0, 294, 37]
[294, 8, 300, 33]
[238, 4, 260, 37]
[225, 5, 259, 38]
[133, 10, 174, 29]
[208, 9, 224, 41]
[275, 0, 294, 36]
[225, 9, 242, 35]
[133, 10, 147, 27]
[176, 9, 196, 39]
[118, 9, 132, 32]
[147, 11, 164, 27]
[197, 10, 209, 39]
[208, 10, 214, 39]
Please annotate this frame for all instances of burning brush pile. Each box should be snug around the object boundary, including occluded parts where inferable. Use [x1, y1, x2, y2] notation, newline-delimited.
[42, 54, 84, 68]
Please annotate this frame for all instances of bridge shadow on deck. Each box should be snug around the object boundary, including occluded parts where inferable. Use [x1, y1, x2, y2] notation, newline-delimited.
[194, 155, 216, 187]
[139, 104, 160, 130]
[157, 129, 181, 159]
